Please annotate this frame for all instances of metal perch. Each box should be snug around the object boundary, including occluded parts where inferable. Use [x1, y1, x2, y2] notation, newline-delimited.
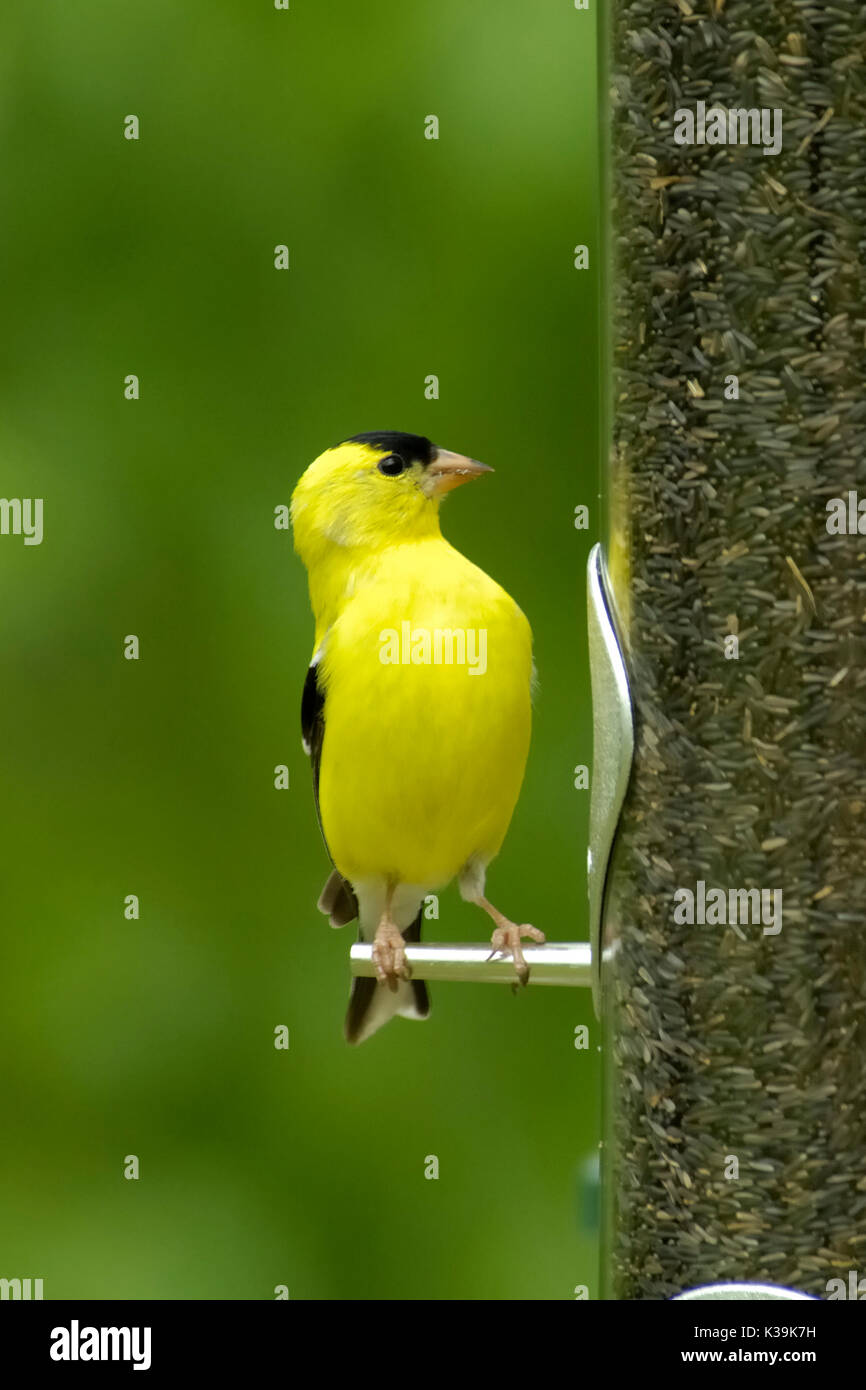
[350, 941, 593, 989]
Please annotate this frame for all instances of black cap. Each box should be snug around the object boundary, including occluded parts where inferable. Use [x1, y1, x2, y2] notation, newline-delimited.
[344, 431, 436, 466]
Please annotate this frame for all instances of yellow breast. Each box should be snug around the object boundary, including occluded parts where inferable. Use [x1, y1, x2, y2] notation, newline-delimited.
[316, 538, 532, 887]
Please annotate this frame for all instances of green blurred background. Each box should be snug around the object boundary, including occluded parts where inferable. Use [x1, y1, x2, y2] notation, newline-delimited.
[1, 0, 599, 1298]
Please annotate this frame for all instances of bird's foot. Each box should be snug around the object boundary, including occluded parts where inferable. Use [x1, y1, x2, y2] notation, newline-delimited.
[486, 918, 546, 987]
[372, 917, 411, 993]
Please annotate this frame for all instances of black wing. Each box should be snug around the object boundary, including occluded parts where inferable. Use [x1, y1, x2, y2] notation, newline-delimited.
[301, 656, 359, 925]
[301, 658, 326, 829]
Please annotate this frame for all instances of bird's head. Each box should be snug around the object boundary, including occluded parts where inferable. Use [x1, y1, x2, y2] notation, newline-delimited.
[291, 431, 492, 561]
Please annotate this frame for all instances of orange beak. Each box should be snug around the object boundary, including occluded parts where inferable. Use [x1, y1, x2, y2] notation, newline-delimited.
[425, 448, 493, 498]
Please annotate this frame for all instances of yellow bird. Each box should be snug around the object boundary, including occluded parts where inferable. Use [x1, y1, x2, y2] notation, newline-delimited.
[291, 431, 542, 1044]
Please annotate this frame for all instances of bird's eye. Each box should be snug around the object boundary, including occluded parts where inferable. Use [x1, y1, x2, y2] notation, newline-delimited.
[377, 453, 407, 477]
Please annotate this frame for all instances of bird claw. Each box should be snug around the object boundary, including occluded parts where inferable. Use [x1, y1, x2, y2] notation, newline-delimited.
[486, 922, 546, 987]
[372, 921, 411, 993]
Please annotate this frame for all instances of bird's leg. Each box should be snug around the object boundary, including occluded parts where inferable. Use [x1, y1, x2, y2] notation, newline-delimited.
[476, 897, 545, 987]
[371, 886, 411, 993]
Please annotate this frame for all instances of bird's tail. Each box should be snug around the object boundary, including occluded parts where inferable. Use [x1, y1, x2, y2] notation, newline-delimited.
[345, 904, 430, 1046]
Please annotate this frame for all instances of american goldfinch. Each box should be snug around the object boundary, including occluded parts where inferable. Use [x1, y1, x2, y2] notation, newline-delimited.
[291, 431, 542, 1044]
